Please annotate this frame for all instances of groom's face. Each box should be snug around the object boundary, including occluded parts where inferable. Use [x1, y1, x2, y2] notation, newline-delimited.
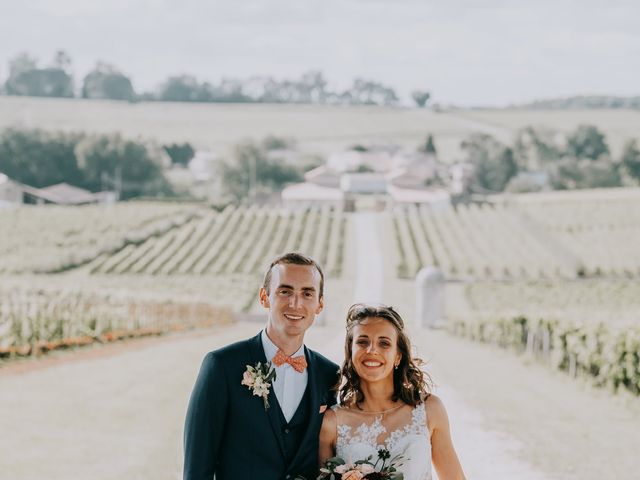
[260, 263, 324, 342]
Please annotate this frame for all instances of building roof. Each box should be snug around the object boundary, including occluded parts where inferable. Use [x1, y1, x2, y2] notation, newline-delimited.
[22, 183, 98, 205]
[281, 182, 344, 202]
[304, 165, 340, 187]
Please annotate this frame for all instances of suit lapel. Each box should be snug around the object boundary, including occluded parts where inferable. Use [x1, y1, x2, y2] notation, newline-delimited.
[248, 333, 287, 460]
[289, 347, 320, 469]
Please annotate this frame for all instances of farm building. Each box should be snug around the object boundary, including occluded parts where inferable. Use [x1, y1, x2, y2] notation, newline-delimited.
[0, 173, 23, 208]
[281, 182, 344, 208]
[21, 183, 113, 205]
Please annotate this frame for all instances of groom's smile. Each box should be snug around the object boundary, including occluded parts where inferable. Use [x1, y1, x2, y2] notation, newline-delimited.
[260, 262, 324, 351]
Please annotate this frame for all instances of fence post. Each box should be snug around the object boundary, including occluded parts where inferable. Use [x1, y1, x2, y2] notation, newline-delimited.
[415, 267, 445, 328]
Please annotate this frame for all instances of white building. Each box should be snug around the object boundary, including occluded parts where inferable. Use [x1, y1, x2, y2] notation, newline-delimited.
[281, 182, 344, 208]
[0, 173, 23, 208]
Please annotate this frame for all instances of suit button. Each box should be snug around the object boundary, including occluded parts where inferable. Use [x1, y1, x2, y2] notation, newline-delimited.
[285, 475, 291, 479]
[284, 428, 290, 434]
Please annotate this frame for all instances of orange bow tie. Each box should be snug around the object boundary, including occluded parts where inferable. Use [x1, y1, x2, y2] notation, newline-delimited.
[272, 349, 308, 373]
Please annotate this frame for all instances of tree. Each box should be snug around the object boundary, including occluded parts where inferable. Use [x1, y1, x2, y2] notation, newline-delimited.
[0, 128, 84, 187]
[262, 135, 294, 151]
[461, 133, 518, 192]
[158, 75, 211, 102]
[620, 139, 640, 182]
[52, 50, 72, 72]
[75, 134, 173, 199]
[345, 78, 399, 106]
[82, 62, 135, 101]
[548, 156, 621, 189]
[220, 141, 302, 202]
[566, 124, 609, 160]
[412, 90, 431, 108]
[513, 126, 562, 170]
[163, 142, 195, 167]
[419, 134, 437, 154]
[4, 51, 74, 98]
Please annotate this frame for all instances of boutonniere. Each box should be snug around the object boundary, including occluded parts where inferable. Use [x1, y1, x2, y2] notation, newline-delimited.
[241, 361, 277, 410]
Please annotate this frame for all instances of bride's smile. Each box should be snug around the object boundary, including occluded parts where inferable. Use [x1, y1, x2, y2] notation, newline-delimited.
[351, 316, 401, 384]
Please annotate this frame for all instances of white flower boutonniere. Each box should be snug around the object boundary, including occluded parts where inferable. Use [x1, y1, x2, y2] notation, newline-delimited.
[241, 361, 277, 410]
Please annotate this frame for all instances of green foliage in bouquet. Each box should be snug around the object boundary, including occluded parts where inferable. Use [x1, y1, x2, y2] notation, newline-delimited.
[298, 448, 404, 480]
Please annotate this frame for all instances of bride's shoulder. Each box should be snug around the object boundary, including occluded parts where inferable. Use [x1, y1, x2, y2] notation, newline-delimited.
[424, 394, 451, 431]
[320, 405, 338, 440]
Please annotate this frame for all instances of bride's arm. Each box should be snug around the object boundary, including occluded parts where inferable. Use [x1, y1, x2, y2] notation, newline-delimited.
[318, 408, 338, 465]
[426, 394, 466, 480]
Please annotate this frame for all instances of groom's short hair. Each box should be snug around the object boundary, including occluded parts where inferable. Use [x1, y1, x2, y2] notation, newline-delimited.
[262, 252, 325, 299]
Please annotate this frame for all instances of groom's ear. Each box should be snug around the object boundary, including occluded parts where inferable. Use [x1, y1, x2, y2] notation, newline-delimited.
[315, 296, 324, 315]
[259, 287, 270, 309]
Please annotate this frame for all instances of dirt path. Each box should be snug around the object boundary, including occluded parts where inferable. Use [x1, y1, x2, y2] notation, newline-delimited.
[352, 211, 384, 303]
[2, 319, 639, 480]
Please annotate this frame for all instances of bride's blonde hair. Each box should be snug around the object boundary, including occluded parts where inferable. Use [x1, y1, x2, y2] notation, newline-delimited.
[339, 303, 432, 407]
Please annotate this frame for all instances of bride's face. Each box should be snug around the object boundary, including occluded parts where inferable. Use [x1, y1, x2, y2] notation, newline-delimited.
[351, 316, 401, 385]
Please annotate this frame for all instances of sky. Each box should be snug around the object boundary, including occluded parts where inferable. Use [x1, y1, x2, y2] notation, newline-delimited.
[0, 0, 638, 106]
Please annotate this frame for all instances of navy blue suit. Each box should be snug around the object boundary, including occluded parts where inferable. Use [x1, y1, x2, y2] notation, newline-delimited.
[184, 333, 339, 480]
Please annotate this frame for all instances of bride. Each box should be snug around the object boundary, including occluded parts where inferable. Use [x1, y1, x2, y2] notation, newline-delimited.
[319, 304, 466, 480]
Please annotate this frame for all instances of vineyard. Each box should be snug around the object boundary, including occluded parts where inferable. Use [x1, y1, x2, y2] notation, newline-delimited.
[392, 189, 640, 280]
[0, 202, 348, 357]
[85, 204, 347, 277]
[0, 202, 201, 274]
[0, 283, 233, 357]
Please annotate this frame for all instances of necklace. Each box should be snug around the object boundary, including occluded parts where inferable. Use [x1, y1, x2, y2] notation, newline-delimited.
[357, 402, 404, 416]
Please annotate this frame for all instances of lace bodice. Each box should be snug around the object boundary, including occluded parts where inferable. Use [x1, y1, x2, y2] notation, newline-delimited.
[333, 403, 432, 480]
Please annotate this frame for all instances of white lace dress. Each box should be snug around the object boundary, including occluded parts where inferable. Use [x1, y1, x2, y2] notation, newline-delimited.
[333, 403, 432, 480]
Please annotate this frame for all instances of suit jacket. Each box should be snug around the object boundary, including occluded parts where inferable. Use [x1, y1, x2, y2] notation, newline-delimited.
[183, 332, 339, 480]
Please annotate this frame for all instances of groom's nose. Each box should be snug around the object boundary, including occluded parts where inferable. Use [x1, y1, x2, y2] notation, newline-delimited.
[289, 294, 301, 308]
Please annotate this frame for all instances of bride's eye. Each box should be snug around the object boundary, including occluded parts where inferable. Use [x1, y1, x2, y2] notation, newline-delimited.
[355, 339, 369, 347]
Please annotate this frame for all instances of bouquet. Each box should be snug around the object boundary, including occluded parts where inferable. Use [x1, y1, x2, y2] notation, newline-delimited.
[316, 448, 404, 480]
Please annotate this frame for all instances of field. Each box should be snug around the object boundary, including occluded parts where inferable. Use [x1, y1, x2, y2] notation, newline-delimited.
[1, 96, 639, 161]
[0, 202, 348, 354]
[392, 188, 640, 280]
[0, 202, 201, 273]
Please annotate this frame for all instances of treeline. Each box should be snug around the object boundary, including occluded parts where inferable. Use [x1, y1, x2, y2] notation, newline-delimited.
[461, 125, 640, 194]
[1, 50, 408, 107]
[519, 95, 640, 110]
[0, 128, 176, 199]
[0, 127, 316, 202]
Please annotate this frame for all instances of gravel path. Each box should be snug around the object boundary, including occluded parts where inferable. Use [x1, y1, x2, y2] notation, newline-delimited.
[352, 211, 385, 303]
[2, 320, 639, 480]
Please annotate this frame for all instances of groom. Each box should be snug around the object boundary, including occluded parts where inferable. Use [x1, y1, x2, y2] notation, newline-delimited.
[183, 252, 339, 480]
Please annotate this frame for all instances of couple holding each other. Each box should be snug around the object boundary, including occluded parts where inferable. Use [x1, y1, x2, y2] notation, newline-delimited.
[184, 252, 466, 480]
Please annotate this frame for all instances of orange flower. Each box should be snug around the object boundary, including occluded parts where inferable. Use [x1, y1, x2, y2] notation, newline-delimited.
[341, 470, 364, 480]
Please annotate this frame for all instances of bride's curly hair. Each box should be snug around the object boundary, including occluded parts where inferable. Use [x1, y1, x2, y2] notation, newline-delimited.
[339, 303, 432, 408]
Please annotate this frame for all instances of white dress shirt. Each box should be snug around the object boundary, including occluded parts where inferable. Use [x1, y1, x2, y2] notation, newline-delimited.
[261, 330, 308, 422]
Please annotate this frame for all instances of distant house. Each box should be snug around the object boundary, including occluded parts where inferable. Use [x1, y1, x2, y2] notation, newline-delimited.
[281, 182, 344, 208]
[327, 150, 393, 173]
[304, 165, 340, 188]
[340, 173, 387, 194]
[22, 183, 112, 205]
[0, 173, 23, 208]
